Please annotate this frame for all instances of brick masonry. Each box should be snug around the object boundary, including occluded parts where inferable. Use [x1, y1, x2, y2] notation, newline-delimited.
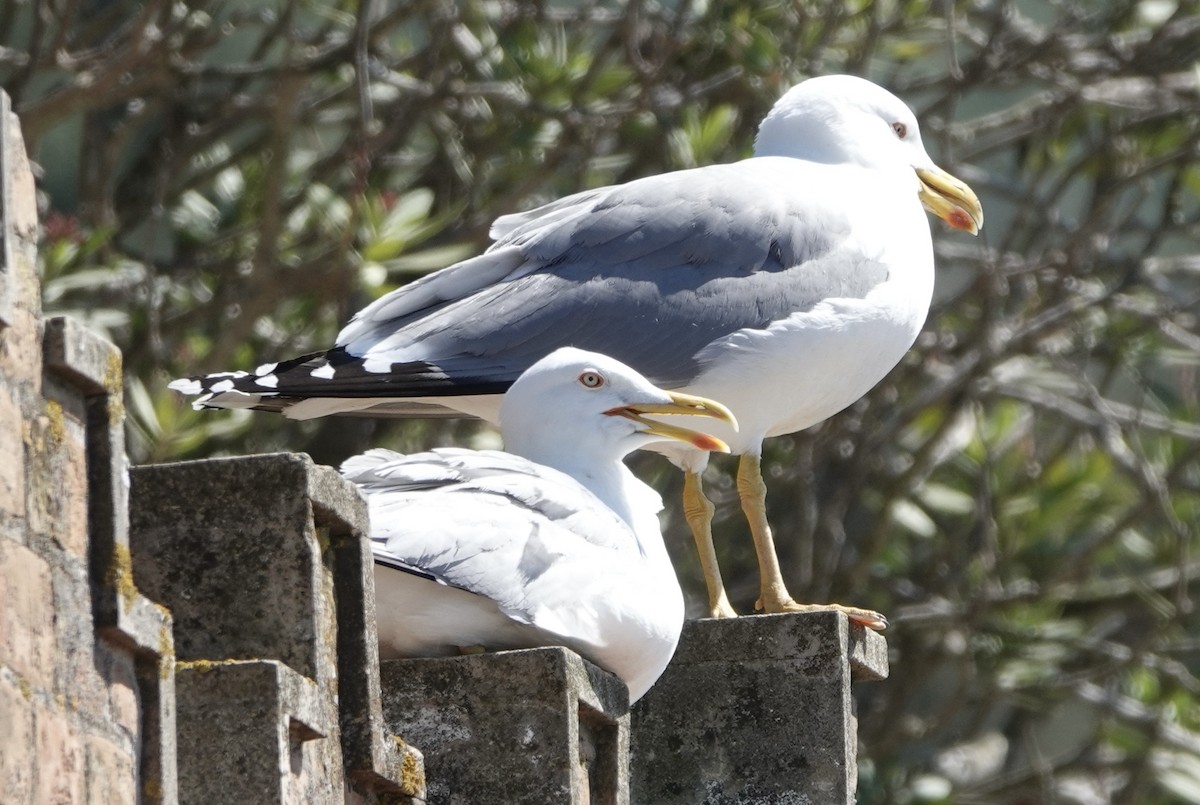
[0, 92, 146, 804]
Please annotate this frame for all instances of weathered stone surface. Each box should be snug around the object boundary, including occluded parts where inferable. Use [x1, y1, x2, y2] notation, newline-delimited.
[23, 393, 87, 551]
[43, 317, 123, 397]
[130, 453, 328, 676]
[130, 453, 330, 676]
[175, 659, 333, 805]
[85, 735, 137, 805]
[630, 611, 888, 805]
[34, 703, 85, 805]
[332, 525, 427, 801]
[381, 647, 629, 805]
[0, 385, 24, 519]
[0, 674, 34, 799]
[1, 90, 39, 330]
[0, 302, 38, 383]
[0, 539, 54, 688]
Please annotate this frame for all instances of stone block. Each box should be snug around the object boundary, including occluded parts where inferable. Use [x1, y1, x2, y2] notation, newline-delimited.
[0, 386, 24, 519]
[34, 703, 85, 805]
[22, 394, 88, 551]
[85, 735, 137, 805]
[175, 659, 332, 805]
[1, 89, 39, 329]
[0, 539, 54, 688]
[51, 559, 109, 721]
[0, 298, 37, 379]
[130, 453, 329, 678]
[381, 647, 629, 805]
[630, 611, 888, 805]
[0, 674, 34, 800]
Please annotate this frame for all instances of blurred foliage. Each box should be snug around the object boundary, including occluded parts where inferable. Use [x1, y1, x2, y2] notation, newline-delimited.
[4, 0, 1199, 802]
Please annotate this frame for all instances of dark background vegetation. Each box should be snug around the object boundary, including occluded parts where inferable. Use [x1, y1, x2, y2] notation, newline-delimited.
[4, 0, 1198, 801]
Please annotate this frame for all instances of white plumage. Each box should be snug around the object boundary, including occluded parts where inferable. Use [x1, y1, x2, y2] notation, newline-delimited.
[342, 347, 735, 702]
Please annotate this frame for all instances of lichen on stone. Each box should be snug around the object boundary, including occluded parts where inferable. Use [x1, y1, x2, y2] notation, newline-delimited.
[105, 543, 139, 610]
[43, 398, 64, 444]
[104, 349, 125, 426]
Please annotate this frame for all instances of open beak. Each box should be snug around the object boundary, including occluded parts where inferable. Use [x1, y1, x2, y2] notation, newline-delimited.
[916, 166, 983, 235]
[605, 391, 738, 453]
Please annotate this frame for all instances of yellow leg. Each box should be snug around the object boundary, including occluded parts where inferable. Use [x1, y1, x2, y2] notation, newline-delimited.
[736, 453, 888, 631]
[682, 471, 738, 618]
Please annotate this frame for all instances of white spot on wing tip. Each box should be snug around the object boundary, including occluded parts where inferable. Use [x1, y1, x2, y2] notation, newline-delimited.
[210, 379, 236, 393]
[255, 362, 278, 376]
[311, 364, 336, 380]
[255, 374, 279, 389]
[169, 378, 203, 395]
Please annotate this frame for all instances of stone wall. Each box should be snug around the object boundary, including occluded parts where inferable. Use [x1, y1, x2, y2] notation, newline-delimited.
[0, 91, 173, 805]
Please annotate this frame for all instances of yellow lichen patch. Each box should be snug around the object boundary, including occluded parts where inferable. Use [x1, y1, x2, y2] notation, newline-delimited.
[176, 659, 220, 673]
[106, 543, 139, 610]
[17, 675, 33, 701]
[43, 399, 65, 445]
[103, 349, 123, 395]
[399, 740, 426, 794]
[314, 524, 332, 555]
[142, 777, 164, 801]
[104, 349, 125, 426]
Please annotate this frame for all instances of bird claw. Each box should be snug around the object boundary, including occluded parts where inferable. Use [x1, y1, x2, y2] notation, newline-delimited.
[754, 598, 888, 631]
[707, 601, 739, 619]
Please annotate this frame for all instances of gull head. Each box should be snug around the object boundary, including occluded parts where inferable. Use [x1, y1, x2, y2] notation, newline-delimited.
[499, 347, 737, 468]
[755, 74, 983, 235]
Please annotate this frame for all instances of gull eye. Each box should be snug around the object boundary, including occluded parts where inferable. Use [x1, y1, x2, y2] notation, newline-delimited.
[892, 121, 908, 138]
[579, 370, 604, 389]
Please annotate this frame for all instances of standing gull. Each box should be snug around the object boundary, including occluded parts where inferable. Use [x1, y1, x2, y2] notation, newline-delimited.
[341, 347, 735, 702]
[173, 74, 983, 624]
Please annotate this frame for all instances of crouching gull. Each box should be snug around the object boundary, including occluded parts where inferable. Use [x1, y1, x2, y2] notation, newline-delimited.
[340, 348, 735, 702]
[172, 74, 983, 626]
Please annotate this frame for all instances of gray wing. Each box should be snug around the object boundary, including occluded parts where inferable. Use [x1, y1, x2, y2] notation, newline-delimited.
[343, 448, 639, 638]
[178, 157, 888, 407]
[344, 447, 635, 565]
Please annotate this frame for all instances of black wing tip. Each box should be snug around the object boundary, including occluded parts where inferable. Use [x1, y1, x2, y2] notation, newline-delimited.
[174, 346, 521, 402]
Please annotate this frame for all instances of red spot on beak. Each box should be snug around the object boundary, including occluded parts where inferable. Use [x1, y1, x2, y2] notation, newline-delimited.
[947, 208, 974, 232]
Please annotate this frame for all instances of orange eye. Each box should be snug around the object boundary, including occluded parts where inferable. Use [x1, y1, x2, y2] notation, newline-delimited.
[892, 121, 907, 138]
[579, 371, 604, 388]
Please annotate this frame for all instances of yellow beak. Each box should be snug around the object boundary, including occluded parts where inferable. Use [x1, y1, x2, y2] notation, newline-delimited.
[916, 166, 984, 235]
[605, 391, 738, 453]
